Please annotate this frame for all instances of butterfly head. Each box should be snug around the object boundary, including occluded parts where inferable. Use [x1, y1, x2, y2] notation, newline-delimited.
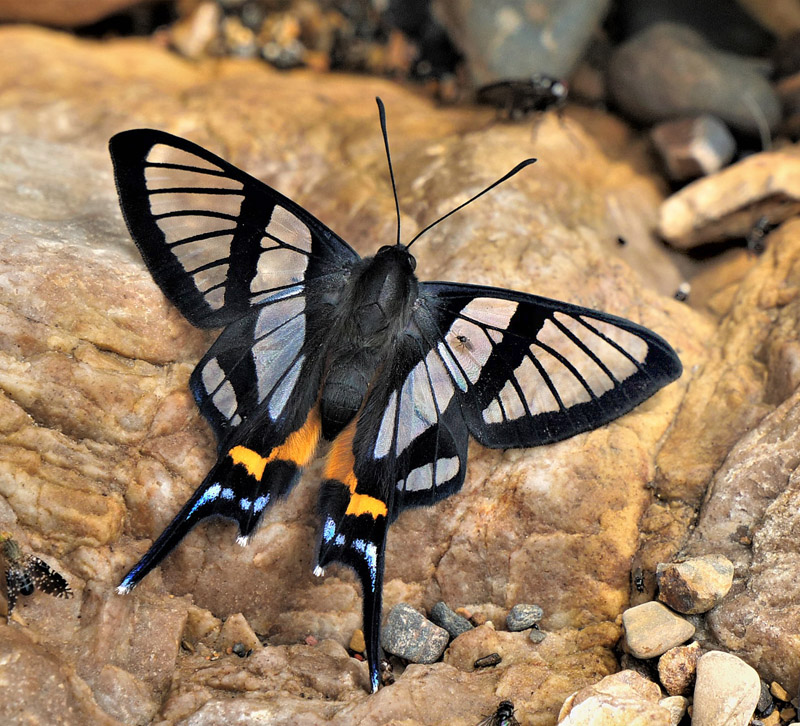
[376, 243, 416, 272]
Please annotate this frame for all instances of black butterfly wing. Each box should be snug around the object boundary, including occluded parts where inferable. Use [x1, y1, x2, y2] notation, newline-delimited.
[415, 282, 682, 448]
[109, 129, 359, 329]
[314, 327, 471, 691]
[27, 557, 73, 599]
[111, 131, 357, 592]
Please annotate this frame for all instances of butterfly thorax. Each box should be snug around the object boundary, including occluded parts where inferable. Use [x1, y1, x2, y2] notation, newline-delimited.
[319, 245, 418, 441]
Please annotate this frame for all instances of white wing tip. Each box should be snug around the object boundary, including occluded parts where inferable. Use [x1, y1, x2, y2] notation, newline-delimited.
[116, 584, 132, 595]
[313, 566, 324, 577]
[236, 535, 250, 547]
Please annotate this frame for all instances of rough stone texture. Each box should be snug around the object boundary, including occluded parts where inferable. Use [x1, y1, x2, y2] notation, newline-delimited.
[608, 23, 781, 135]
[659, 147, 800, 249]
[692, 650, 761, 726]
[217, 612, 262, 655]
[656, 554, 734, 614]
[557, 670, 672, 725]
[0, 25, 704, 726]
[658, 695, 688, 726]
[381, 604, 449, 664]
[433, 0, 610, 85]
[657, 641, 702, 696]
[621, 602, 695, 659]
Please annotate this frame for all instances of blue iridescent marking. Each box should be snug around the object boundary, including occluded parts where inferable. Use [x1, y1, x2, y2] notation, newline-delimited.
[188, 483, 221, 518]
[239, 497, 251, 510]
[254, 495, 269, 513]
[323, 516, 336, 543]
[353, 539, 378, 588]
[221, 487, 234, 500]
[334, 533, 345, 547]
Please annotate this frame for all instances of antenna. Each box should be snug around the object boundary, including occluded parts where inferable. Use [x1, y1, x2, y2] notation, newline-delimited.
[376, 97, 402, 247]
[405, 157, 536, 250]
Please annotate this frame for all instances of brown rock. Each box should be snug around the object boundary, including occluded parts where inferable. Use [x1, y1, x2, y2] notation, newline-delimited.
[0, 24, 702, 725]
[658, 695, 689, 726]
[656, 554, 734, 614]
[557, 670, 672, 725]
[658, 148, 800, 249]
[658, 641, 702, 696]
[735, 0, 800, 37]
[216, 612, 262, 655]
[650, 116, 735, 181]
[0, 0, 143, 26]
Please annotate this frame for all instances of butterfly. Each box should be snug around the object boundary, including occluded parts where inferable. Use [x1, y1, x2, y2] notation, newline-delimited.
[1, 533, 73, 618]
[110, 98, 682, 693]
[476, 700, 520, 726]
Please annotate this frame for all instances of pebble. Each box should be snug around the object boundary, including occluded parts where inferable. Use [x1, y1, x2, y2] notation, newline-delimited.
[658, 641, 702, 696]
[506, 603, 544, 631]
[381, 603, 450, 664]
[659, 695, 689, 726]
[529, 628, 547, 644]
[650, 115, 736, 181]
[429, 601, 473, 639]
[622, 601, 695, 659]
[692, 650, 761, 726]
[771, 680, 791, 702]
[608, 22, 781, 134]
[656, 554, 734, 614]
[434, 0, 610, 85]
[216, 613, 262, 654]
[349, 629, 366, 654]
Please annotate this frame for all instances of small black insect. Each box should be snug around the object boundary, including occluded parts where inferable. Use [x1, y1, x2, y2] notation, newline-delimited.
[632, 566, 645, 593]
[473, 652, 502, 668]
[673, 282, 690, 303]
[477, 700, 520, 726]
[379, 658, 395, 686]
[1, 533, 72, 618]
[746, 215, 775, 255]
[476, 74, 568, 120]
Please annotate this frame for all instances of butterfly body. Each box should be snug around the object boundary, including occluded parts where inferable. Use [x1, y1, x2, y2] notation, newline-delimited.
[110, 105, 681, 693]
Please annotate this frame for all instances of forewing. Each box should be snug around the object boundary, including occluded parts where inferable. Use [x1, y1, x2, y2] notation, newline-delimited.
[28, 557, 73, 599]
[110, 129, 359, 328]
[416, 282, 682, 448]
[314, 332, 470, 691]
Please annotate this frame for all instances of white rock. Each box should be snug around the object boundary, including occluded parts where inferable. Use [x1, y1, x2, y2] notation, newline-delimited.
[692, 650, 761, 726]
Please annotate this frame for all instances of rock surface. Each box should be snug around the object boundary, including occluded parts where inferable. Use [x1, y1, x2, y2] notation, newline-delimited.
[659, 147, 800, 249]
[381, 604, 450, 664]
[0, 24, 704, 726]
[658, 641, 702, 696]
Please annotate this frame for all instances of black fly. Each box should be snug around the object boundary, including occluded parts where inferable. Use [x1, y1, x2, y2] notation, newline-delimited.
[476, 74, 568, 120]
[477, 700, 520, 726]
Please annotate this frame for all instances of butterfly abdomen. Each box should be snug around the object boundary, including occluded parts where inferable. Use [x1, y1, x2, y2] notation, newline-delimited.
[320, 246, 419, 441]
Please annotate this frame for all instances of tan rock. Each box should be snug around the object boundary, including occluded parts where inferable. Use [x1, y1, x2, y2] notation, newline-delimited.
[656, 554, 734, 614]
[658, 695, 688, 726]
[217, 612, 262, 654]
[0, 24, 703, 725]
[622, 601, 695, 659]
[692, 650, 761, 726]
[0, 0, 143, 26]
[658, 147, 800, 249]
[557, 670, 672, 725]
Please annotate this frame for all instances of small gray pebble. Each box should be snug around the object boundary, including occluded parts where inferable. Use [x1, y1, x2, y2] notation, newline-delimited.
[429, 601, 473, 639]
[381, 603, 449, 664]
[529, 629, 547, 644]
[506, 604, 544, 631]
